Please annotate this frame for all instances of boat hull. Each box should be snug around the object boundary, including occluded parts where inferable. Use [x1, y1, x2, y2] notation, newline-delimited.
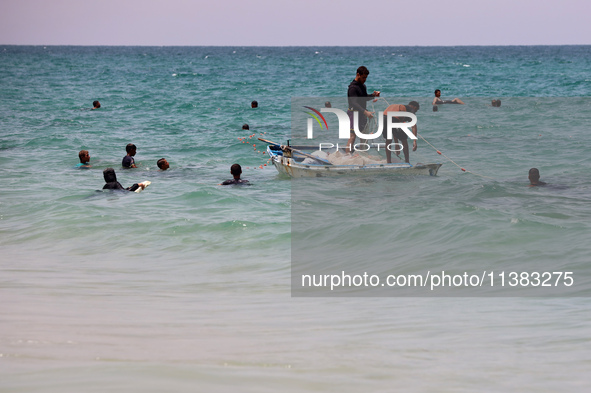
[267, 146, 442, 178]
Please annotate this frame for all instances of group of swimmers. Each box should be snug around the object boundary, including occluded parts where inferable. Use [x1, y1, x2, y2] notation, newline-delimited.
[77, 144, 169, 171]
[431, 92, 542, 185]
[77, 136, 247, 191]
[431, 92, 542, 186]
[77, 143, 170, 191]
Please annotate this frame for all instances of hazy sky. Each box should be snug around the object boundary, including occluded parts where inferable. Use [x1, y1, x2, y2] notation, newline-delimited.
[1, 0, 589, 46]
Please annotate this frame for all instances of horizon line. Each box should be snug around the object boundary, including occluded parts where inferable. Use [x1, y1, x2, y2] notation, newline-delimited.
[2, 44, 590, 48]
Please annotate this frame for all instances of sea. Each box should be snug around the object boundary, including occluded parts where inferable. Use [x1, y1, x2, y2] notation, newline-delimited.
[1, 46, 591, 391]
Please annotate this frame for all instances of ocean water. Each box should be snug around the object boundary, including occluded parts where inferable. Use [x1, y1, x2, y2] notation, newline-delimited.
[1, 46, 591, 391]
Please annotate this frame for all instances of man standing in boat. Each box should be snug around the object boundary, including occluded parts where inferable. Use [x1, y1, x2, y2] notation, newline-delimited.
[382, 101, 420, 164]
[346, 66, 380, 153]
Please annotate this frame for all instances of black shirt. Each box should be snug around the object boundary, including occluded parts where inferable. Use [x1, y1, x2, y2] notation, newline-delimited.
[347, 80, 372, 113]
[103, 182, 140, 192]
[221, 179, 250, 185]
[122, 155, 135, 168]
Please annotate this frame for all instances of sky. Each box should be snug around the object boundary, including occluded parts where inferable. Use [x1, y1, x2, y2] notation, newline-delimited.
[1, 0, 590, 46]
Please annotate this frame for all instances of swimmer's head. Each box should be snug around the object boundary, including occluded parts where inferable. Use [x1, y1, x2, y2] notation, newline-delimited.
[325, 101, 332, 108]
[157, 158, 169, 170]
[92, 101, 101, 109]
[230, 163, 242, 177]
[251, 100, 258, 108]
[434, 89, 441, 97]
[529, 167, 541, 184]
[126, 143, 137, 155]
[103, 167, 117, 183]
[492, 99, 501, 107]
[408, 101, 420, 113]
[78, 150, 90, 163]
[242, 124, 250, 130]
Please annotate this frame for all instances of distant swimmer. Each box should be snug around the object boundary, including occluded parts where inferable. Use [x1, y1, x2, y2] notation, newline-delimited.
[220, 164, 250, 185]
[382, 101, 420, 164]
[157, 158, 169, 171]
[102, 168, 145, 192]
[92, 101, 101, 110]
[325, 101, 332, 108]
[76, 150, 91, 168]
[251, 100, 258, 109]
[492, 99, 502, 107]
[528, 168, 546, 187]
[346, 66, 380, 153]
[122, 143, 137, 168]
[242, 124, 250, 130]
[433, 89, 465, 105]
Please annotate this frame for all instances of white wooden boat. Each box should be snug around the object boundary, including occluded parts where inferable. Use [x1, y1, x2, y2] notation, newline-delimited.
[263, 140, 442, 178]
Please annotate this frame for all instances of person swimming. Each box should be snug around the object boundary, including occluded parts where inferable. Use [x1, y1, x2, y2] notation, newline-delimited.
[76, 150, 91, 168]
[433, 89, 465, 105]
[220, 164, 250, 185]
[102, 168, 144, 191]
[92, 101, 101, 110]
[122, 143, 137, 168]
[528, 168, 546, 187]
[157, 158, 169, 171]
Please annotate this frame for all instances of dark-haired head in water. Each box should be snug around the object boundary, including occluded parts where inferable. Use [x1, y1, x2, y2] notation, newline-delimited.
[251, 100, 258, 108]
[221, 163, 250, 185]
[92, 101, 101, 109]
[157, 158, 169, 171]
[102, 168, 143, 191]
[529, 168, 546, 186]
[242, 124, 250, 130]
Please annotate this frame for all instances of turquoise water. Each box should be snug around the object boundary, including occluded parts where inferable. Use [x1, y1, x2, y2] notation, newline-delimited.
[1, 46, 591, 391]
